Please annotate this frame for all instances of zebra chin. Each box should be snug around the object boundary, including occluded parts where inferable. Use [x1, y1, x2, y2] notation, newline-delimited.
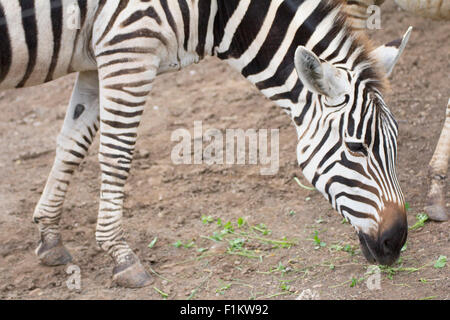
[357, 203, 408, 266]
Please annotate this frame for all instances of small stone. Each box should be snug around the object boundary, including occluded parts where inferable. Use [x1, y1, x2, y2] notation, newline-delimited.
[29, 288, 43, 296]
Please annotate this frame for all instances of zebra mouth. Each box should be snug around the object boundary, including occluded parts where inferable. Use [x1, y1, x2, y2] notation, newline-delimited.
[358, 230, 404, 266]
[358, 232, 378, 264]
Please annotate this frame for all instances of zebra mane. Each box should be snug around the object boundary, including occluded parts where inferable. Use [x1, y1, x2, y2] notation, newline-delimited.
[323, 0, 388, 92]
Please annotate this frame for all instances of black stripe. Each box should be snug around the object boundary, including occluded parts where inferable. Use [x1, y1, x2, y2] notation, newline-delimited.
[270, 80, 304, 104]
[104, 107, 144, 118]
[17, 0, 38, 88]
[335, 192, 379, 214]
[196, 0, 212, 57]
[121, 6, 161, 27]
[101, 179, 125, 187]
[78, 0, 88, 26]
[347, 80, 362, 136]
[102, 170, 128, 181]
[98, 58, 135, 69]
[101, 133, 136, 146]
[103, 67, 147, 79]
[356, 89, 370, 140]
[107, 29, 168, 47]
[100, 152, 132, 163]
[69, 149, 85, 159]
[96, 47, 156, 57]
[177, 0, 190, 51]
[293, 92, 313, 126]
[105, 83, 150, 97]
[75, 140, 89, 152]
[82, 135, 92, 145]
[213, 0, 239, 49]
[325, 176, 380, 204]
[93, 0, 107, 25]
[0, 3, 12, 84]
[160, 0, 178, 42]
[45, 0, 64, 82]
[106, 97, 146, 107]
[87, 126, 94, 140]
[62, 161, 81, 167]
[339, 205, 376, 221]
[101, 120, 140, 129]
[362, 106, 375, 147]
[101, 143, 134, 155]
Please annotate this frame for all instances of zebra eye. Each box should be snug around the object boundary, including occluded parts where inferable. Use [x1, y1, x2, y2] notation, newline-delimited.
[345, 141, 367, 156]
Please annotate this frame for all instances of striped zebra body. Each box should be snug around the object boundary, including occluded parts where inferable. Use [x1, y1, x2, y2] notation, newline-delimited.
[0, 0, 95, 88]
[0, 0, 410, 287]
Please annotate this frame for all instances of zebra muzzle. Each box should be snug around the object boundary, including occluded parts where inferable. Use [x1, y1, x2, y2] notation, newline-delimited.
[358, 207, 408, 266]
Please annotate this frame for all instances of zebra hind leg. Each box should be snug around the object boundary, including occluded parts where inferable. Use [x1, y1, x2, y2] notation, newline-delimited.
[34, 71, 100, 266]
[425, 99, 450, 221]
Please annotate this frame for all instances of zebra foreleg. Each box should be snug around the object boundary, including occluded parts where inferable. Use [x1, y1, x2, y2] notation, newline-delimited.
[95, 64, 157, 288]
[426, 99, 450, 221]
[34, 71, 100, 266]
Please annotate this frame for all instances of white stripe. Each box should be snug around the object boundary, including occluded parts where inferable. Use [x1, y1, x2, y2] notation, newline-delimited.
[216, 0, 251, 54]
[328, 36, 354, 65]
[188, 0, 198, 52]
[260, 70, 298, 98]
[304, 7, 341, 51]
[205, 0, 218, 56]
[319, 29, 346, 59]
[226, 0, 284, 71]
[23, 1, 54, 86]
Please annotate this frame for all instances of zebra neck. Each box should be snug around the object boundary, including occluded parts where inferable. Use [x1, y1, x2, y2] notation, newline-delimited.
[211, 0, 341, 114]
[210, 0, 382, 118]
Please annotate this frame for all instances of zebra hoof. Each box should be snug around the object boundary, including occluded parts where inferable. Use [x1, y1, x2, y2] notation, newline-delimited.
[425, 203, 449, 222]
[425, 177, 448, 222]
[36, 237, 73, 266]
[112, 254, 152, 288]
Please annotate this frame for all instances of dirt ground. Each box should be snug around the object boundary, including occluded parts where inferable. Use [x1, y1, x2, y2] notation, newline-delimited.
[0, 2, 448, 300]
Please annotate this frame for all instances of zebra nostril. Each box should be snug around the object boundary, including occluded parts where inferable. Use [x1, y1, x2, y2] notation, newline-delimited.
[382, 238, 391, 252]
[381, 230, 401, 254]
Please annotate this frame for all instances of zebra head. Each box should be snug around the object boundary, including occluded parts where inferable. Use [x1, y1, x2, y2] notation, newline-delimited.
[293, 28, 412, 266]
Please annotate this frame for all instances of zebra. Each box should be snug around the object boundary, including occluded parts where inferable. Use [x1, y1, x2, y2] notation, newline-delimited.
[344, 0, 450, 222]
[0, 0, 412, 288]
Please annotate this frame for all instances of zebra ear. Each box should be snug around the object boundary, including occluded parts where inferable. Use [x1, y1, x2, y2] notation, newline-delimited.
[294, 46, 349, 99]
[371, 26, 412, 77]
